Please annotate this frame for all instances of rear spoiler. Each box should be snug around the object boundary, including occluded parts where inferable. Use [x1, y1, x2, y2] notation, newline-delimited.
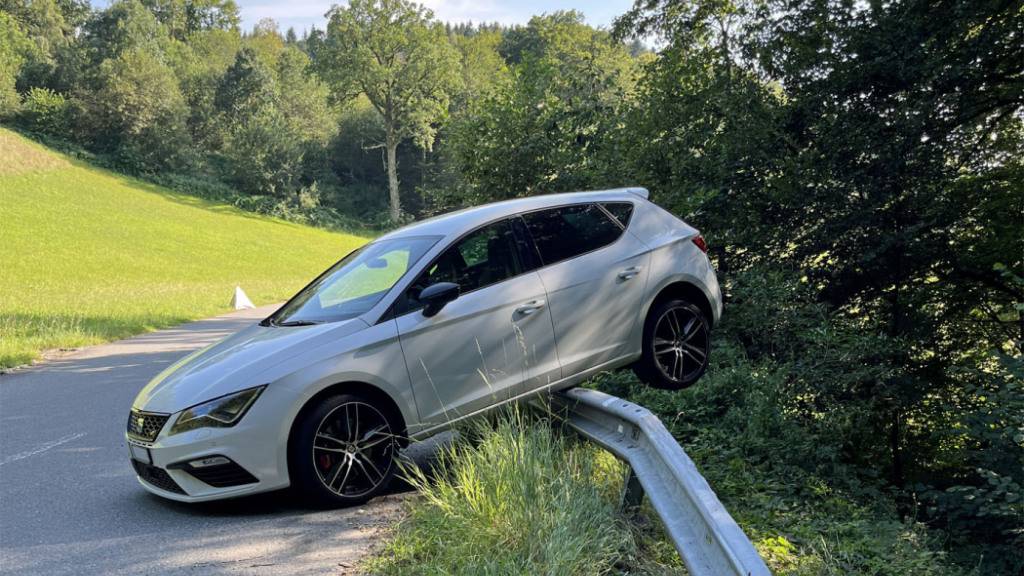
[626, 187, 650, 200]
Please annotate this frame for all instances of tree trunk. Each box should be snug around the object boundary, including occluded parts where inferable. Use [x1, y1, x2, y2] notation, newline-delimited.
[385, 129, 400, 223]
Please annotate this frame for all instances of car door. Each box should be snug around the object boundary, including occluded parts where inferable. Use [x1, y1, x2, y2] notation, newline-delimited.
[394, 218, 560, 429]
[520, 202, 650, 379]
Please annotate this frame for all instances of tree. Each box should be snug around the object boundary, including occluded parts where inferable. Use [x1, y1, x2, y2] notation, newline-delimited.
[169, 27, 241, 150]
[317, 0, 460, 222]
[450, 29, 508, 108]
[614, 0, 1023, 569]
[0, 0, 83, 91]
[213, 44, 336, 198]
[440, 12, 637, 206]
[139, 0, 239, 40]
[0, 10, 35, 116]
[214, 46, 275, 118]
[83, 46, 192, 170]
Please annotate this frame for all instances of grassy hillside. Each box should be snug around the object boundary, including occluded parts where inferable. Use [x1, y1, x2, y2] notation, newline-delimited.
[0, 128, 368, 369]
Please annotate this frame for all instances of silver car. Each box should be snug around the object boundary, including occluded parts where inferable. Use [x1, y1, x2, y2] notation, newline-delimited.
[126, 188, 722, 506]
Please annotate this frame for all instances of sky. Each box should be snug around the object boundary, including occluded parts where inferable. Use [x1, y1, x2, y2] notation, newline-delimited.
[91, 1, 637, 35]
[239, 1, 636, 34]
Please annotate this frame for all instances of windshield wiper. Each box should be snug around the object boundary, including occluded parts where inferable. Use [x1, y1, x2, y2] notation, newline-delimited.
[274, 320, 321, 327]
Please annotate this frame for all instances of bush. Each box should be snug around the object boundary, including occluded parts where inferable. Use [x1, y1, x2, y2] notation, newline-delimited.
[327, 182, 394, 225]
[221, 109, 304, 197]
[588, 266, 973, 574]
[17, 88, 70, 136]
[594, 359, 962, 575]
[81, 47, 193, 173]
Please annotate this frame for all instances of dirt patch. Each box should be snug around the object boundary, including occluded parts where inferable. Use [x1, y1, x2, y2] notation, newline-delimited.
[0, 129, 70, 175]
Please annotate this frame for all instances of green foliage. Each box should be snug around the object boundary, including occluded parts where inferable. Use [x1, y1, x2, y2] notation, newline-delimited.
[0, 9, 35, 116]
[620, 46, 785, 261]
[367, 407, 638, 576]
[214, 45, 275, 118]
[80, 46, 192, 171]
[16, 86, 68, 135]
[918, 353, 1024, 563]
[81, 0, 174, 66]
[213, 44, 336, 198]
[220, 108, 302, 196]
[450, 29, 509, 108]
[0, 0, 82, 92]
[592, 271, 966, 574]
[604, 0, 1024, 569]
[318, 0, 460, 150]
[166, 28, 240, 149]
[317, 0, 461, 221]
[429, 11, 638, 212]
[139, 0, 239, 40]
[275, 46, 333, 144]
[147, 171, 374, 232]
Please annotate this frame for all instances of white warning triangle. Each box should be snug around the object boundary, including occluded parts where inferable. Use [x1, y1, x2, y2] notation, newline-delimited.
[231, 286, 255, 310]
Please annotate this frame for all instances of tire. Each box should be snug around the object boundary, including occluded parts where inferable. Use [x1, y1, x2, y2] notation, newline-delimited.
[633, 299, 711, 390]
[288, 393, 398, 507]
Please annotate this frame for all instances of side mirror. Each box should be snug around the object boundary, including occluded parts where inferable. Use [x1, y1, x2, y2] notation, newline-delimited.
[419, 282, 460, 318]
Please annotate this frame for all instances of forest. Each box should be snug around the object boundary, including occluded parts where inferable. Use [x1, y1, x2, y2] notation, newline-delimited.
[1, 0, 1021, 572]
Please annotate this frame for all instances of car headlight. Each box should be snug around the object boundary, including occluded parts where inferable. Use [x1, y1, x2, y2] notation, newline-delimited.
[169, 386, 265, 435]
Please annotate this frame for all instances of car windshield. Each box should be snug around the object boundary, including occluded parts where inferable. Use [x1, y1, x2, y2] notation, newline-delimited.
[268, 236, 440, 326]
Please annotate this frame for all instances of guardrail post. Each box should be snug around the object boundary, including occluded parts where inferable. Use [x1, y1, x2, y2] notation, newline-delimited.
[553, 387, 772, 576]
[621, 466, 645, 510]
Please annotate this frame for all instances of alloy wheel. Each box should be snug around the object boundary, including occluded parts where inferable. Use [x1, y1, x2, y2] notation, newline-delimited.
[311, 401, 395, 498]
[652, 305, 709, 384]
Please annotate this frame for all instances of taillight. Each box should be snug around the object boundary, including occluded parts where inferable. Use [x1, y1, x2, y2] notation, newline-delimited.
[691, 235, 708, 253]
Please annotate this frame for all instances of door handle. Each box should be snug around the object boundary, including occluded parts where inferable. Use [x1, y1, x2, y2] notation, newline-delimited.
[618, 266, 642, 280]
[514, 299, 546, 316]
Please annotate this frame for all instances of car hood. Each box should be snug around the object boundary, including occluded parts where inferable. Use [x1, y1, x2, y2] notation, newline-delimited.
[133, 318, 369, 413]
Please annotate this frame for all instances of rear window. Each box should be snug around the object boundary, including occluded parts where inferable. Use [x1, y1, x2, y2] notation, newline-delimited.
[601, 202, 634, 228]
[521, 204, 624, 266]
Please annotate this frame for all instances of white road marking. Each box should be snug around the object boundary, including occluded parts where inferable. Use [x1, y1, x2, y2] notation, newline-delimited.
[0, 432, 86, 466]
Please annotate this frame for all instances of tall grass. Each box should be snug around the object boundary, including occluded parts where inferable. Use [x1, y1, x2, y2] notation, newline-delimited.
[367, 407, 643, 576]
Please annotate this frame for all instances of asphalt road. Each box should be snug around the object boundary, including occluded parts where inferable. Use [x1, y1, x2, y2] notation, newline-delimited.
[0, 306, 437, 575]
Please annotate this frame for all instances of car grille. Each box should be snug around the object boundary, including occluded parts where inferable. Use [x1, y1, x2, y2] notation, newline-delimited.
[131, 459, 186, 495]
[185, 460, 259, 488]
[127, 409, 170, 442]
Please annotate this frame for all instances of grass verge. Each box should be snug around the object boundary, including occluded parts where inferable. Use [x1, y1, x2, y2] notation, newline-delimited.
[0, 127, 368, 368]
[365, 407, 677, 575]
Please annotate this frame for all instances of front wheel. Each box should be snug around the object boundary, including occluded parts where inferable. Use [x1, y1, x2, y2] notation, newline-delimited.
[289, 394, 398, 507]
[633, 299, 710, 390]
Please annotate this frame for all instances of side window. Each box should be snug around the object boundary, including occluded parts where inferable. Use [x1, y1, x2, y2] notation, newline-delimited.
[407, 219, 521, 305]
[521, 204, 624, 266]
[601, 202, 634, 228]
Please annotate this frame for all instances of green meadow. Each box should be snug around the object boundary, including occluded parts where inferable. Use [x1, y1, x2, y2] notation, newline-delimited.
[0, 128, 367, 369]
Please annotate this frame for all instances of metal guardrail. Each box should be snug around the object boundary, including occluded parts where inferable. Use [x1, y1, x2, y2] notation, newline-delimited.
[552, 387, 771, 576]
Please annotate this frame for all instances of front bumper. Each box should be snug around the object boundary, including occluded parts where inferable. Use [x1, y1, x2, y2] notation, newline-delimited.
[125, 397, 291, 502]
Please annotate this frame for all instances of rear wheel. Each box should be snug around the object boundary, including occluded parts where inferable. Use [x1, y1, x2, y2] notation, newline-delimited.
[633, 299, 710, 390]
[289, 394, 398, 507]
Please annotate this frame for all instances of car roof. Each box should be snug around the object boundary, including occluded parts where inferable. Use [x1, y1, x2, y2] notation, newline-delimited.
[377, 187, 650, 242]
